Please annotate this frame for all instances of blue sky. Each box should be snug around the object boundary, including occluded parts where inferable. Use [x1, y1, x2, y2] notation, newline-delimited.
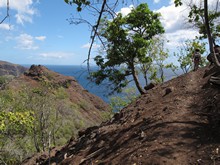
[0, 0, 202, 65]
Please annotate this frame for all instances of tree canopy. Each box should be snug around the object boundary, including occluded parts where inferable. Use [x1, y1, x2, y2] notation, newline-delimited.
[90, 3, 165, 95]
[65, 0, 220, 69]
[174, 39, 207, 73]
[174, 0, 220, 67]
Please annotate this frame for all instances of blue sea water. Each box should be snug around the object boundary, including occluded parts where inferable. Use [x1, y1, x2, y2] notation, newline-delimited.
[45, 65, 110, 102]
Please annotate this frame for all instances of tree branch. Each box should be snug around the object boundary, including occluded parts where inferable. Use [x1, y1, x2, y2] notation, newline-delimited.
[86, 0, 107, 72]
[0, 0, 9, 24]
[204, 0, 220, 67]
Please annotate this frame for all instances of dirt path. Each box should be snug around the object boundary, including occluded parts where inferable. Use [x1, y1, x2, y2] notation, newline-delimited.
[22, 67, 220, 165]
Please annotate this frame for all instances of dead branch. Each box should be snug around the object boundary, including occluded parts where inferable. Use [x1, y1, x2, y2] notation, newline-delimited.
[0, 0, 9, 24]
[86, 0, 107, 73]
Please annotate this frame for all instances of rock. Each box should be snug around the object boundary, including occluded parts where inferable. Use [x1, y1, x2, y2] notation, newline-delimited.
[163, 87, 174, 96]
[144, 82, 156, 91]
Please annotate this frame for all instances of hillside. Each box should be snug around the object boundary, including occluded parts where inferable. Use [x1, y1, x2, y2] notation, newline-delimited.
[22, 65, 220, 165]
[0, 65, 111, 163]
[0, 60, 27, 76]
[7, 64, 111, 126]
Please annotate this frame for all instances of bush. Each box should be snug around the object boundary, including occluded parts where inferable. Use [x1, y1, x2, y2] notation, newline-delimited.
[109, 87, 138, 112]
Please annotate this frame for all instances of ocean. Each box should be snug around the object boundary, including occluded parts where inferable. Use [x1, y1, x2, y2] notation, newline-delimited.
[45, 65, 110, 102]
[22, 65, 182, 103]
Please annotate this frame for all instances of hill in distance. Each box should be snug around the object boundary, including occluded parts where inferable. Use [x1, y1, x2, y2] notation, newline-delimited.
[0, 60, 27, 76]
[22, 65, 220, 165]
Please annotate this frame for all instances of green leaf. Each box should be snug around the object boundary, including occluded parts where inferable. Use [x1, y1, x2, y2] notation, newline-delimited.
[64, 0, 69, 4]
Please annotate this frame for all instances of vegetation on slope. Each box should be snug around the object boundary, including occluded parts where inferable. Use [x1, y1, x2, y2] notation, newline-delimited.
[0, 65, 111, 164]
[23, 65, 220, 165]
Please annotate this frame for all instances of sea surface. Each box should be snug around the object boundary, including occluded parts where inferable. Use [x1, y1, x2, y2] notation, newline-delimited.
[22, 65, 182, 103]
[46, 65, 111, 102]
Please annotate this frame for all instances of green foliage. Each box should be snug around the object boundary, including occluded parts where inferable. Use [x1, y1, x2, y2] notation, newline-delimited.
[139, 36, 172, 84]
[0, 151, 19, 165]
[174, 0, 220, 43]
[64, 0, 90, 11]
[0, 81, 111, 164]
[0, 89, 35, 164]
[0, 111, 34, 135]
[0, 75, 14, 86]
[91, 3, 165, 94]
[55, 87, 69, 99]
[109, 87, 138, 112]
[174, 0, 183, 7]
[174, 39, 208, 73]
[188, 5, 220, 40]
[32, 87, 45, 96]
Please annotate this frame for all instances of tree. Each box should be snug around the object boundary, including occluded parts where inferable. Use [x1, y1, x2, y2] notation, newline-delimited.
[187, 1, 220, 43]
[174, 0, 220, 67]
[140, 36, 171, 84]
[0, 83, 94, 163]
[65, 0, 108, 70]
[65, 0, 145, 70]
[174, 39, 207, 73]
[109, 87, 137, 112]
[0, 90, 34, 164]
[64, 0, 90, 12]
[90, 4, 165, 95]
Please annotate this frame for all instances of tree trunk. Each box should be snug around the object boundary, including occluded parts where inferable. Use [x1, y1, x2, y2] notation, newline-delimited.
[33, 126, 40, 152]
[130, 64, 145, 95]
[204, 0, 220, 67]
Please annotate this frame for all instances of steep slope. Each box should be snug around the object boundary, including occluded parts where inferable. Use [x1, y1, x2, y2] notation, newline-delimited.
[0, 60, 27, 76]
[23, 65, 220, 165]
[7, 65, 111, 125]
[0, 65, 111, 163]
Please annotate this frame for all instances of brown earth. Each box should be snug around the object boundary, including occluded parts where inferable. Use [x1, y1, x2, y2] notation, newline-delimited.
[22, 65, 220, 165]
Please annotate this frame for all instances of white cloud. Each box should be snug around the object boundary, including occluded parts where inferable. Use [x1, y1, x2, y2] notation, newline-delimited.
[14, 33, 46, 50]
[15, 13, 33, 24]
[35, 36, 46, 41]
[157, 0, 220, 50]
[118, 5, 134, 17]
[39, 52, 71, 59]
[157, 3, 189, 33]
[116, 2, 198, 51]
[15, 33, 38, 50]
[81, 43, 100, 49]
[165, 29, 199, 49]
[0, 0, 37, 25]
[154, 1, 203, 52]
[0, 23, 13, 30]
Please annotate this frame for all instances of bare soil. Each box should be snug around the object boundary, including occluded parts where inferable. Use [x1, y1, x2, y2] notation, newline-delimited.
[22, 65, 220, 165]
